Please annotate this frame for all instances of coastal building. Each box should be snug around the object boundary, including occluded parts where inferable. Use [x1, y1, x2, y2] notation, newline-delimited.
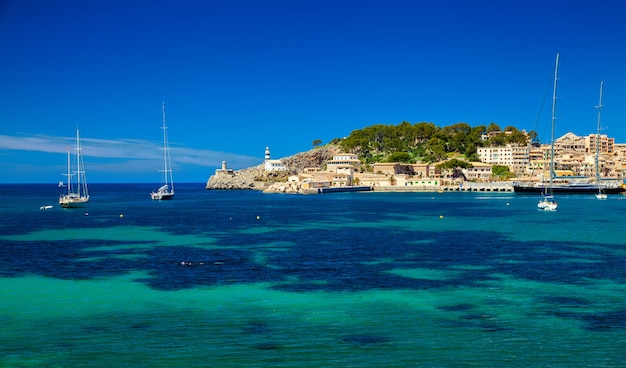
[554, 132, 586, 153]
[264, 146, 287, 172]
[330, 172, 352, 187]
[214, 161, 234, 176]
[371, 163, 439, 178]
[372, 162, 397, 175]
[482, 131, 623, 180]
[551, 132, 613, 155]
[326, 153, 360, 173]
[303, 167, 323, 173]
[285, 152, 359, 188]
[545, 133, 615, 178]
[297, 171, 332, 189]
[402, 177, 442, 188]
[368, 162, 443, 188]
[354, 172, 392, 188]
[586, 134, 614, 154]
[462, 162, 493, 181]
[477, 144, 529, 177]
[265, 160, 287, 172]
[613, 143, 626, 177]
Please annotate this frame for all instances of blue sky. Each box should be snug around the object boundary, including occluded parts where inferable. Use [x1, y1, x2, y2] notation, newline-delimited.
[1, 0, 625, 183]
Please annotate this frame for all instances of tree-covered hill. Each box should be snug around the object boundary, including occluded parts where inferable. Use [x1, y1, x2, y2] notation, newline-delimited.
[337, 121, 533, 164]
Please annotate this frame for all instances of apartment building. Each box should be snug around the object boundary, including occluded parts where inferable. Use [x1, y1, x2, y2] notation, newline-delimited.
[481, 132, 623, 179]
[477, 144, 529, 176]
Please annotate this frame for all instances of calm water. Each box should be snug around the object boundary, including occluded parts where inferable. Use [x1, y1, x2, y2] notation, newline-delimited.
[1, 183, 625, 367]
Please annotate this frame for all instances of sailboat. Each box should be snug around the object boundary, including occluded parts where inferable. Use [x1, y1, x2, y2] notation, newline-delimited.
[150, 101, 174, 200]
[537, 53, 559, 211]
[59, 129, 89, 208]
[594, 80, 608, 200]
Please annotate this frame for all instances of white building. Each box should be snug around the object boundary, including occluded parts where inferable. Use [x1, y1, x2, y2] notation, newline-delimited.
[264, 146, 287, 172]
[463, 162, 493, 181]
[477, 145, 529, 176]
[326, 153, 360, 173]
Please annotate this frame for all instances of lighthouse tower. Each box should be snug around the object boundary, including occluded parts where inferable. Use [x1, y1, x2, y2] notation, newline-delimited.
[264, 146, 287, 172]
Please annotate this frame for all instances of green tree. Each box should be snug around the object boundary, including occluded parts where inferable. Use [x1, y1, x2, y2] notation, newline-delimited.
[507, 130, 529, 145]
[424, 138, 447, 162]
[492, 165, 514, 180]
[337, 120, 523, 166]
[488, 134, 507, 146]
[312, 139, 322, 147]
[414, 122, 439, 142]
[486, 123, 501, 133]
[386, 151, 412, 163]
[437, 158, 473, 170]
[436, 159, 473, 180]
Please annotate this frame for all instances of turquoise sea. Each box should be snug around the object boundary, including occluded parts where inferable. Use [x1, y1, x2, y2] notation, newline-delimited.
[1, 183, 626, 367]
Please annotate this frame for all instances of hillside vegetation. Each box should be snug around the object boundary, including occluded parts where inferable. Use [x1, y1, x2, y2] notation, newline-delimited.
[337, 121, 534, 164]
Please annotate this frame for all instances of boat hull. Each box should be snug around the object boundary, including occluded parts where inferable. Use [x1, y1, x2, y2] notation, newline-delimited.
[150, 191, 174, 200]
[318, 186, 372, 193]
[59, 195, 89, 208]
[513, 184, 625, 194]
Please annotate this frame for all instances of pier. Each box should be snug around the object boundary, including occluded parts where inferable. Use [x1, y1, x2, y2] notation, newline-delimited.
[443, 182, 513, 192]
[367, 182, 514, 193]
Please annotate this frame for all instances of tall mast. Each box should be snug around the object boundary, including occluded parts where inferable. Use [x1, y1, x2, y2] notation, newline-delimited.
[549, 53, 559, 193]
[161, 101, 167, 186]
[76, 129, 81, 196]
[595, 80, 604, 182]
[160, 101, 173, 190]
[66, 145, 71, 193]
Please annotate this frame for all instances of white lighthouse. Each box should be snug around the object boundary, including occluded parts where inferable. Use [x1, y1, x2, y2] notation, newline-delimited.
[264, 146, 287, 172]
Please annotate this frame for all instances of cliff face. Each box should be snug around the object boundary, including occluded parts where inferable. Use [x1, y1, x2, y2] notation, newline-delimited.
[205, 145, 341, 190]
[205, 164, 267, 190]
[279, 144, 341, 173]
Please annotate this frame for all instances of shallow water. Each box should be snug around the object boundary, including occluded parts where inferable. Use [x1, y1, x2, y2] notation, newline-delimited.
[1, 184, 625, 367]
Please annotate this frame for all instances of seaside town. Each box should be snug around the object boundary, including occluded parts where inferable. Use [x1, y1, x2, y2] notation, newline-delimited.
[206, 129, 626, 194]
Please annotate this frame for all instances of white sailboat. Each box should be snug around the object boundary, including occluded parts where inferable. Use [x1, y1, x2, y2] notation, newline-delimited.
[150, 101, 174, 200]
[594, 80, 607, 200]
[59, 129, 89, 208]
[538, 53, 559, 211]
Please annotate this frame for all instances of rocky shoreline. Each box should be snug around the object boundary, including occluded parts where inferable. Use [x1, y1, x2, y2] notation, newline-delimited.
[204, 164, 266, 190]
[205, 145, 516, 194]
[205, 145, 341, 194]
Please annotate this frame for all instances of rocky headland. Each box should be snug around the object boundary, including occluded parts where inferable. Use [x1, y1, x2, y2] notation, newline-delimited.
[205, 145, 341, 193]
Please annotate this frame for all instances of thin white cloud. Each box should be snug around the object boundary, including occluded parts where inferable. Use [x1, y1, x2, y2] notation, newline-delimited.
[0, 133, 260, 170]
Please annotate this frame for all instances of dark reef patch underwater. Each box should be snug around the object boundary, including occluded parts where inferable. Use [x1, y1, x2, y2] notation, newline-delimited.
[1, 183, 626, 367]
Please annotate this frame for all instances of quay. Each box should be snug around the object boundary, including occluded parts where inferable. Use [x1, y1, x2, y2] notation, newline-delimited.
[336, 182, 514, 193]
[367, 182, 514, 193]
[299, 182, 514, 194]
[443, 182, 514, 192]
